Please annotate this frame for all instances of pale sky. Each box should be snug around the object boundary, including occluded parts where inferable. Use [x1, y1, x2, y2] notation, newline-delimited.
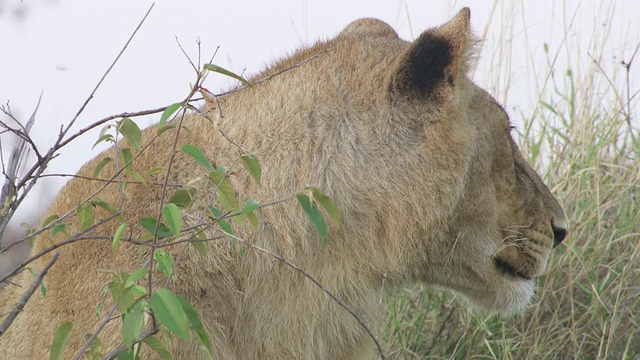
[0, 0, 638, 231]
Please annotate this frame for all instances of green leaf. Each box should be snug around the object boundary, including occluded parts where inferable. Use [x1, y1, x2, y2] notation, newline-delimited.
[77, 204, 94, 232]
[182, 125, 195, 140]
[143, 336, 174, 360]
[21, 223, 37, 246]
[154, 249, 174, 279]
[119, 148, 133, 168]
[246, 212, 259, 231]
[209, 168, 239, 214]
[42, 214, 60, 228]
[108, 278, 123, 304]
[115, 286, 135, 313]
[50, 223, 69, 239]
[118, 118, 142, 152]
[96, 285, 109, 316]
[208, 207, 243, 255]
[156, 123, 176, 136]
[203, 64, 250, 85]
[125, 170, 147, 186]
[240, 152, 261, 185]
[113, 283, 147, 314]
[162, 203, 182, 238]
[242, 199, 261, 231]
[208, 207, 234, 236]
[113, 223, 127, 251]
[190, 228, 207, 256]
[305, 185, 340, 226]
[92, 134, 115, 150]
[132, 285, 148, 298]
[191, 240, 207, 256]
[242, 199, 261, 215]
[50, 321, 73, 360]
[116, 348, 136, 360]
[159, 103, 182, 126]
[178, 296, 212, 356]
[150, 288, 189, 341]
[93, 157, 112, 177]
[122, 305, 144, 347]
[145, 166, 165, 177]
[169, 188, 193, 209]
[296, 194, 328, 244]
[137, 218, 172, 239]
[180, 145, 213, 172]
[89, 197, 118, 215]
[82, 333, 103, 360]
[28, 268, 47, 298]
[124, 269, 148, 288]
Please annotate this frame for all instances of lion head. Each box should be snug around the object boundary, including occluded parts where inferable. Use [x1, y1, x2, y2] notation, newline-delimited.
[338, 9, 567, 314]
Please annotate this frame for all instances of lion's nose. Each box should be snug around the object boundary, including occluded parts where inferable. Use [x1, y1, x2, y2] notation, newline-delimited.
[552, 225, 567, 248]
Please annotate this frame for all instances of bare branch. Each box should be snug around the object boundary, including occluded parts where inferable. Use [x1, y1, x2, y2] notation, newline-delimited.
[0, 4, 156, 249]
[0, 251, 59, 338]
[175, 36, 199, 74]
[73, 305, 118, 360]
[99, 327, 159, 360]
[0, 205, 144, 285]
[36, 173, 182, 188]
[59, 4, 155, 142]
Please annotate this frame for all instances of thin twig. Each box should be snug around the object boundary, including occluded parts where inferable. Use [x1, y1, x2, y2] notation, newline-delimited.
[0, 115, 178, 256]
[73, 305, 118, 360]
[147, 83, 201, 313]
[0, 205, 144, 284]
[0, 104, 41, 159]
[0, 251, 59, 337]
[216, 228, 387, 359]
[215, 47, 332, 98]
[100, 327, 159, 360]
[175, 36, 198, 74]
[35, 173, 182, 187]
[57, 105, 173, 150]
[59, 4, 155, 142]
[0, 4, 156, 251]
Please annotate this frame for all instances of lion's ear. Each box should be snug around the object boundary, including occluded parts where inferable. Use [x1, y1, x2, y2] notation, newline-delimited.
[390, 8, 471, 101]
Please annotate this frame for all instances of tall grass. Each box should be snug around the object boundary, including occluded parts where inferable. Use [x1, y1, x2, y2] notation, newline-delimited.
[382, 1, 640, 359]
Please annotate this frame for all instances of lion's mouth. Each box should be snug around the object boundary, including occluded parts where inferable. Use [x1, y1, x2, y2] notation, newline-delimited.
[493, 257, 532, 280]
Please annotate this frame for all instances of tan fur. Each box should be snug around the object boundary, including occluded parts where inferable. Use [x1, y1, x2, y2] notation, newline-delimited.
[0, 9, 566, 359]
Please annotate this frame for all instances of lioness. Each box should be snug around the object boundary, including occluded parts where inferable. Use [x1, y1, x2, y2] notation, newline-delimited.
[0, 8, 566, 359]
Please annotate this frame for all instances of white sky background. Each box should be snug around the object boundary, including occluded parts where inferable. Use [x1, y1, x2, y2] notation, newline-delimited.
[0, 0, 638, 233]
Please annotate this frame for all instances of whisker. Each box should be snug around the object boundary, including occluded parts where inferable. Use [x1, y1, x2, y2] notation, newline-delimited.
[445, 232, 462, 269]
[501, 234, 520, 243]
[493, 242, 522, 257]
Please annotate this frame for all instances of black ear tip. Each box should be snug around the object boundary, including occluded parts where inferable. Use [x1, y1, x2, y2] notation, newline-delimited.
[389, 8, 472, 100]
[393, 35, 453, 98]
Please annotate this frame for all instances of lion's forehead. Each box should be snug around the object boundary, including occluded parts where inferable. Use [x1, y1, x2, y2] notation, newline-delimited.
[339, 18, 399, 39]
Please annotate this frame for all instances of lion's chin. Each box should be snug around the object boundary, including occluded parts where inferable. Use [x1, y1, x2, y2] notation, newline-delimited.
[470, 279, 534, 315]
[458, 276, 534, 315]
